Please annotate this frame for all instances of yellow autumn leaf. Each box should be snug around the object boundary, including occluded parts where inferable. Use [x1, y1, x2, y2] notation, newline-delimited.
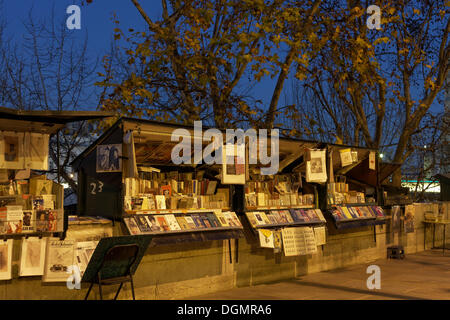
[373, 37, 390, 45]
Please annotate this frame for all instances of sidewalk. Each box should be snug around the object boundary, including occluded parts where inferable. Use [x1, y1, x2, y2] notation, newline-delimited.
[190, 250, 450, 300]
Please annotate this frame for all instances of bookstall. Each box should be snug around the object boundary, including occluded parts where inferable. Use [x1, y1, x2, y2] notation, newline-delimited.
[71, 118, 245, 248]
[318, 143, 388, 235]
[240, 137, 328, 256]
[0, 107, 113, 282]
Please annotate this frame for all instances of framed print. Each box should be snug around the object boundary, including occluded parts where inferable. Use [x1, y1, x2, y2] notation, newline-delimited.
[221, 144, 245, 184]
[0, 239, 13, 280]
[96, 144, 122, 173]
[19, 237, 46, 276]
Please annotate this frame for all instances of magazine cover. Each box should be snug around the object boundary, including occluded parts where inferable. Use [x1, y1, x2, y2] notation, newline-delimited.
[43, 239, 75, 282]
[206, 213, 221, 228]
[245, 212, 258, 227]
[6, 205, 23, 233]
[145, 215, 164, 232]
[184, 216, 197, 229]
[22, 210, 35, 233]
[156, 216, 170, 231]
[74, 241, 98, 277]
[124, 217, 141, 235]
[19, 237, 46, 276]
[200, 215, 213, 228]
[134, 215, 152, 233]
[193, 214, 208, 228]
[258, 229, 275, 248]
[175, 216, 189, 230]
[164, 214, 182, 231]
[214, 211, 229, 227]
[36, 210, 49, 232]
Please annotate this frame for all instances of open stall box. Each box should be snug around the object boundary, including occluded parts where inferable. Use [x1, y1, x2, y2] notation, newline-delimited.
[240, 136, 328, 255]
[319, 143, 388, 232]
[72, 118, 245, 246]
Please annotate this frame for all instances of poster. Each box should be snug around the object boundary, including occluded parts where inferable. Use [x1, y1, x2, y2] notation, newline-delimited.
[339, 148, 353, 167]
[221, 144, 245, 184]
[369, 151, 376, 170]
[282, 227, 317, 256]
[0, 131, 24, 169]
[391, 205, 401, 232]
[306, 149, 327, 183]
[24, 133, 49, 170]
[313, 226, 327, 246]
[258, 229, 275, 248]
[19, 237, 46, 276]
[0, 239, 13, 280]
[404, 204, 415, 233]
[96, 144, 122, 173]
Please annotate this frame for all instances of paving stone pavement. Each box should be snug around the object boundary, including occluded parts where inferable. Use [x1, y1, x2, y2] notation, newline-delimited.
[189, 250, 450, 300]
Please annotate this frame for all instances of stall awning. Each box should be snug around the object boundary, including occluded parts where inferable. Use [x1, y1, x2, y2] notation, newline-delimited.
[0, 106, 116, 134]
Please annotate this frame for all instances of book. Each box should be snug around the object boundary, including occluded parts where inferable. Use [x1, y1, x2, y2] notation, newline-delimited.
[161, 184, 172, 197]
[155, 195, 166, 210]
[48, 209, 59, 232]
[164, 214, 181, 231]
[184, 216, 197, 229]
[206, 181, 218, 195]
[175, 216, 190, 230]
[223, 211, 241, 227]
[298, 210, 311, 222]
[156, 216, 170, 231]
[134, 215, 152, 233]
[124, 217, 141, 235]
[253, 212, 267, 225]
[6, 205, 22, 233]
[214, 211, 229, 227]
[341, 206, 353, 219]
[279, 210, 294, 223]
[199, 215, 212, 228]
[269, 210, 283, 223]
[314, 209, 326, 222]
[266, 213, 278, 224]
[144, 215, 163, 232]
[290, 209, 306, 223]
[206, 213, 221, 228]
[245, 212, 258, 227]
[191, 214, 206, 228]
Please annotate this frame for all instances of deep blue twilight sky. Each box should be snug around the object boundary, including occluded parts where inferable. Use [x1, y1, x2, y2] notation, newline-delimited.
[2, 0, 277, 111]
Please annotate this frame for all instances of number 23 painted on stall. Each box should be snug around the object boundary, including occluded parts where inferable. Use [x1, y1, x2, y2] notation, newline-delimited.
[90, 181, 104, 195]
